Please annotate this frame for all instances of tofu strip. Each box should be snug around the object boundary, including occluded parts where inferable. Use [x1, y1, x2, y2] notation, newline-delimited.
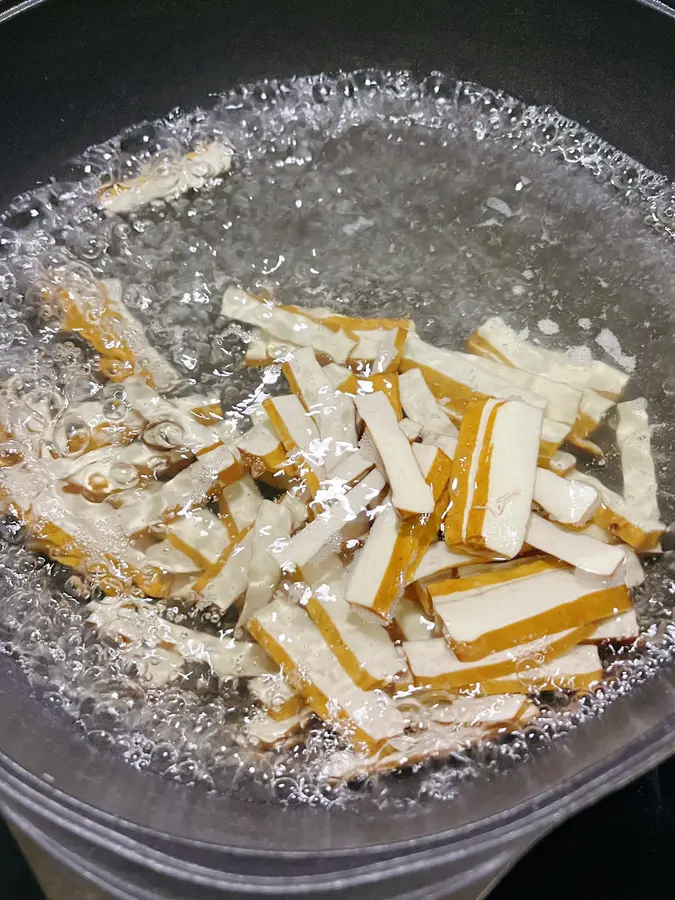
[391, 595, 437, 641]
[43, 277, 180, 391]
[119, 444, 244, 534]
[399, 368, 459, 439]
[582, 608, 640, 644]
[411, 443, 454, 502]
[306, 586, 408, 689]
[165, 508, 231, 570]
[533, 468, 599, 526]
[345, 501, 419, 623]
[191, 527, 255, 611]
[396, 692, 531, 728]
[354, 391, 434, 515]
[339, 372, 404, 420]
[263, 394, 326, 494]
[243, 709, 308, 749]
[248, 673, 304, 720]
[569, 470, 665, 552]
[433, 566, 631, 661]
[221, 287, 356, 364]
[283, 347, 357, 471]
[616, 398, 660, 520]
[99, 280, 181, 390]
[218, 474, 263, 540]
[98, 142, 233, 215]
[270, 468, 387, 570]
[406, 540, 478, 585]
[403, 626, 591, 689]
[549, 450, 577, 476]
[525, 512, 626, 576]
[87, 595, 273, 681]
[402, 333, 547, 409]
[483, 644, 603, 694]
[235, 421, 287, 473]
[444, 398, 542, 558]
[237, 500, 292, 629]
[466, 316, 629, 400]
[468, 353, 582, 428]
[248, 599, 406, 749]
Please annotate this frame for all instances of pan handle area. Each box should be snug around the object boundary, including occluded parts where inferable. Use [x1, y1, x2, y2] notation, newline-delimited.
[0, 0, 48, 25]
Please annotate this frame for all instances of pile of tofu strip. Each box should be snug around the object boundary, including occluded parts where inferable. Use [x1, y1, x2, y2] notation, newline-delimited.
[0, 148, 665, 779]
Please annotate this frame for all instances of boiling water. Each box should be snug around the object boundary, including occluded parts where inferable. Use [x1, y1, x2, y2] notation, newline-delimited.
[1, 71, 675, 808]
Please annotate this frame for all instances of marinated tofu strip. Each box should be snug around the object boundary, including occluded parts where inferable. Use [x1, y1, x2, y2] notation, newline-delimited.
[548, 450, 577, 476]
[121, 377, 224, 456]
[390, 595, 437, 641]
[322, 362, 352, 389]
[218, 474, 263, 540]
[87, 595, 274, 679]
[483, 644, 603, 694]
[616, 398, 660, 520]
[406, 541, 478, 585]
[582, 608, 640, 644]
[444, 398, 542, 558]
[306, 588, 408, 690]
[399, 418, 423, 441]
[142, 540, 202, 575]
[339, 372, 404, 420]
[237, 500, 292, 629]
[98, 142, 233, 215]
[269, 468, 387, 570]
[466, 317, 629, 400]
[319, 447, 376, 496]
[57, 441, 172, 502]
[0, 464, 150, 595]
[318, 724, 487, 782]
[345, 502, 419, 623]
[401, 332, 549, 415]
[248, 673, 305, 720]
[99, 279, 182, 390]
[42, 276, 180, 391]
[525, 512, 626, 576]
[221, 287, 356, 364]
[533, 468, 599, 526]
[243, 709, 308, 748]
[569, 391, 615, 444]
[165, 508, 231, 570]
[396, 691, 531, 728]
[263, 394, 326, 494]
[283, 347, 358, 470]
[191, 527, 255, 611]
[248, 599, 406, 749]
[399, 368, 459, 439]
[351, 327, 408, 374]
[236, 421, 287, 473]
[277, 491, 310, 532]
[119, 444, 244, 535]
[469, 353, 582, 428]
[244, 330, 300, 366]
[434, 566, 631, 661]
[411, 443, 454, 502]
[569, 470, 665, 552]
[353, 391, 434, 515]
[426, 557, 565, 604]
[403, 627, 590, 689]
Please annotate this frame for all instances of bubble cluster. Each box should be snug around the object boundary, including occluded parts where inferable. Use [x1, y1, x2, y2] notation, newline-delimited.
[1, 70, 674, 807]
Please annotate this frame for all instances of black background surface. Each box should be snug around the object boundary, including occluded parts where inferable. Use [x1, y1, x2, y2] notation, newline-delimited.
[1, 0, 675, 897]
